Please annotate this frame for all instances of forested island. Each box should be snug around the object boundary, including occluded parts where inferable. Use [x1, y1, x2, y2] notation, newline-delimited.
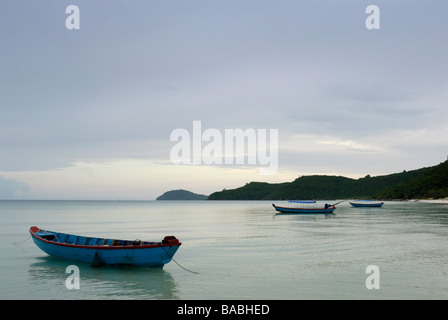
[208, 160, 448, 200]
[156, 189, 208, 200]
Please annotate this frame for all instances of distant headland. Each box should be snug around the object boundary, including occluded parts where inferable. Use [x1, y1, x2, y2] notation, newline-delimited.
[157, 160, 448, 201]
[156, 189, 208, 200]
[208, 159, 448, 201]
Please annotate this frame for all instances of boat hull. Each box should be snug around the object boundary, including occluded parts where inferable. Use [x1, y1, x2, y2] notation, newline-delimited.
[272, 204, 335, 214]
[30, 226, 181, 268]
[349, 202, 383, 207]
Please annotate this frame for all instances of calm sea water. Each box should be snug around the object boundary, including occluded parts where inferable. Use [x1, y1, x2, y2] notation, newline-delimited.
[1, 200, 447, 300]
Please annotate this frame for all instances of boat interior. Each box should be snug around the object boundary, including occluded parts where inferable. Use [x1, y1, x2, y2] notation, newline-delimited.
[35, 230, 160, 247]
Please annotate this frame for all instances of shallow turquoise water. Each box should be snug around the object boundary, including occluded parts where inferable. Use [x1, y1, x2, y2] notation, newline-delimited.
[1, 200, 447, 299]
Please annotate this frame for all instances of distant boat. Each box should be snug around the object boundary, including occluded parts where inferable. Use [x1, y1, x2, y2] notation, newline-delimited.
[349, 200, 384, 207]
[272, 200, 336, 214]
[29, 226, 181, 268]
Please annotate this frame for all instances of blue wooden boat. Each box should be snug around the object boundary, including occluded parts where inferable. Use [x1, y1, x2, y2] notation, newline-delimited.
[349, 200, 384, 207]
[272, 201, 336, 214]
[30, 226, 181, 268]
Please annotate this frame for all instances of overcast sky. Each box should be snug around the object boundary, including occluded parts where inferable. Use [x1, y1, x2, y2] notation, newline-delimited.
[1, 0, 447, 199]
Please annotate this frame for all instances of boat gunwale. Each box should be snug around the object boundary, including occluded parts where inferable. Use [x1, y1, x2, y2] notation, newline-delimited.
[29, 226, 181, 250]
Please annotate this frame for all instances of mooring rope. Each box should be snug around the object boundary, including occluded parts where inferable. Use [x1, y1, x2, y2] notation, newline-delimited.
[13, 235, 31, 246]
[162, 246, 199, 274]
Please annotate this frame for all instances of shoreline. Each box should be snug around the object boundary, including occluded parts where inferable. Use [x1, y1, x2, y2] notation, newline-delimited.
[409, 199, 448, 204]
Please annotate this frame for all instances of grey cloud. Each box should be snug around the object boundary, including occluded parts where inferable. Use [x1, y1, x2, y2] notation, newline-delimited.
[0, 0, 447, 174]
[0, 176, 32, 199]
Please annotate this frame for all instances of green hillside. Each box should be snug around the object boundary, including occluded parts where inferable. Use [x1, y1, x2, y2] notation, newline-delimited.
[376, 160, 448, 199]
[207, 161, 448, 200]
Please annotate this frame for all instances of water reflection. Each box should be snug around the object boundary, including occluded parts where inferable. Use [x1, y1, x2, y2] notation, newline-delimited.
[273, 212, 336, 220]
[28, 256, 179, 299]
